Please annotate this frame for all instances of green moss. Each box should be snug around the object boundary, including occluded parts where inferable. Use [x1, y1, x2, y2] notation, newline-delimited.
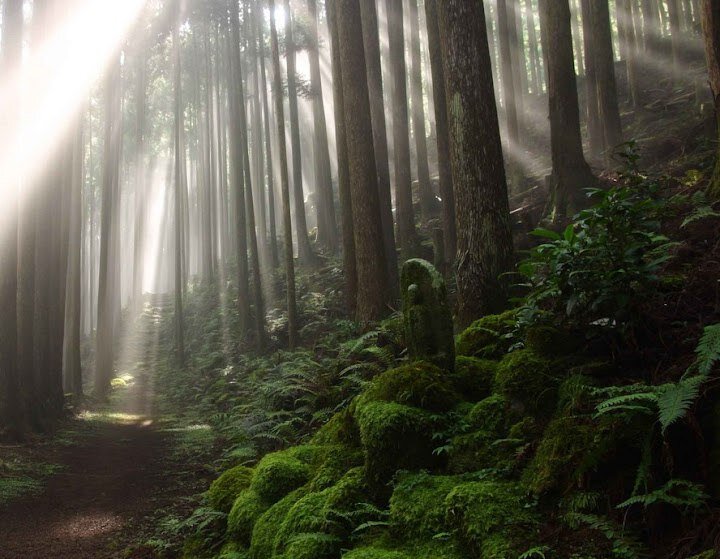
[250, 488, 307, 559]
[251, 451, 311, 505]
[444, 481, 539, 556]
[455, 310, 517, 359]
[450, 357, 497, 402]
[227, 490, 268, 546]
[310, 409, 360, 447]
[525, 325, 582, 357]
[363, 361, 460, 412]
[448, 395, 510, 473]
[557, 374, 597, 413]
[355, 401, 443, 497]
[389, 473, 458, 540]
[274, 468, 367, 555]
[207, 465, 254, 513]
[688, 551, 718, 559]
[524, 416, 615, 495]
[342, 549, 411, 559]
[280, 533, 341, 559]
[401, 258, 455, 371]
[494, 350, 556, 413]
[217, 541, 248, 559]
[308, 445, 364, 491]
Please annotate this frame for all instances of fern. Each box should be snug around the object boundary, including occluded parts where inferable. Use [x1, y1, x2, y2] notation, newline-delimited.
[656, 376, 705, 434]
[564, 512, 647, 559]
[617, 479, 708, 511]
[696, 323, 720, 375]
[681, 205, 720, 228]
[518, 546, 550, 559]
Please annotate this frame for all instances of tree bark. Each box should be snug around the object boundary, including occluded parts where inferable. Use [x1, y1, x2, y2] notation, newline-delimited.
[335, 0, 390, 323]
[540, 0, 596, 218]
[172, 6, 185, 368]
[270, 0, 298, 347]
[436, 0, 514, 327]
[702, 0, 720, 198]
[497, 0, 520, 144]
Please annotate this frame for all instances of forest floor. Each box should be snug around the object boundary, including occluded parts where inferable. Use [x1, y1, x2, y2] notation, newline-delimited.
[0, 299, 216, 559]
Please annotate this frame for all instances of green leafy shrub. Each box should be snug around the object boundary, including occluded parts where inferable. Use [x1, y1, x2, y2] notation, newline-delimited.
[250, 451, 311, 504]
[208, 466, 254, 513]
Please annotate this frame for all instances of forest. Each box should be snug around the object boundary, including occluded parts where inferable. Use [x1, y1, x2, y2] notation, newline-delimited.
[1, 0, 720, 557]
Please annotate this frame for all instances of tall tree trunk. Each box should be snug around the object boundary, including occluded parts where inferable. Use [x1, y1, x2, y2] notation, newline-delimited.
[703, 0, 720, 198]
[571, 0, 585, 76]
[525, 0, 542, 94]
[172, 6, 185, 368]
[497, 0, 520, 145]
[619, 0, 641, 107]
[229, 0, 265, 350]
[425, 0, 456, 268]
[133, 48, 146, 312]
[408, 0, 434, 221]
[256, 4, 279, 270]
[580, 0, 604, 159]
[307, 0, 339, 254]
[0, 0, 22, 437]
[540, 0, 596, 218]
[284, 0, 315, 266]
[359, 0, 398, 295]
[668, 0, 683, 76]
[436, 0, 514, 327]
[327, 0, 357, 314]
[335, 0, 390, 323]
[270, 0, 298, 348]
[386, 0, 418, 259]
[591, 0, 624, 160]
[95, 53, 122, 398]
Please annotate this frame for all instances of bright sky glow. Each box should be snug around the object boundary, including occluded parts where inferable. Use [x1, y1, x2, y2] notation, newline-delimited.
[0, 0, 145, 240]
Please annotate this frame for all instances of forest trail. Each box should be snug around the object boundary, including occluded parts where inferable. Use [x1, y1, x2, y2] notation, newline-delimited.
[0, 297, 176, 559]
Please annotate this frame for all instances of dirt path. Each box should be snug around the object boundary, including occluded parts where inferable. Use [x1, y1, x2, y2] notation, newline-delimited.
[0, 373, 175, 559]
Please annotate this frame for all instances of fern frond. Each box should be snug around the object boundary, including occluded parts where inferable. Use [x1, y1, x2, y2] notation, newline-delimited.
[617, 479, 708, 511]
[696, 323, 720, 375]
[656, 376, 704, 434]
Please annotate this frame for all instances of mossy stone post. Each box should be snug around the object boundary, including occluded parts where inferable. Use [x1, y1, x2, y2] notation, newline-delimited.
[401, 258, 455, 372]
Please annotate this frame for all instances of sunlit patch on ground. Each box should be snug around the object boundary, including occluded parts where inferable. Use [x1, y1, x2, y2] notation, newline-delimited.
[49, 511, 123, 540]
[78, 411, 146, 425]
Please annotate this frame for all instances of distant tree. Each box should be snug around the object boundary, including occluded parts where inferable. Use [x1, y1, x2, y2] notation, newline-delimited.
[540, 0, 596, 218]
[269, 0, 298, 347]
[335, 0, 390, 322]
[497, 0, 520, 144]
[386, 0, 418, 259]
[436, 0, 514, 327]
[425, 0, 456, 268]
[172, 3, 185, 368]
[703, 0, 720, 198]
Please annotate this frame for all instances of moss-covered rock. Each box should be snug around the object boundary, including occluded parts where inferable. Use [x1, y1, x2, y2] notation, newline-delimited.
[217, 541, 248, 559]
[525, 325, 582, 357]
[355, 400, 443, 497]
[274, 468, 367, 555]
[280, 533, 341, 559]
[207, 465, 254, 513]
[308, 446, 364, 491]
[227, 490, 268, 546]
[455, 310, 517, 359]
[401, 258, 455, 371]
[444, 481, 539, 556]
[363, 361, 460, 412]
[251, 451, 311, 505]
[310, 408, 360, 447]
[524, 416, 615, 495]
[342, 549, 411, 559]
[450, 357, 497, 402]
[389, 473, 458, 540]
[556, 374, 597, 413]
[250, 488, 307, 559]
[494, 350, 556, 413]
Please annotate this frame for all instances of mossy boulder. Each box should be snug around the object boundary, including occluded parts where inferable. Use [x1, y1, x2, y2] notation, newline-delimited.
[401, 258, 455, 371]
[444, 481, 539, 557]
[389, 473, 459, 540]
[355, 400, 444, 497]
[342, 549, 411, 559]
[494, 350, 556, 413]
[274, 468, 367, 554]
[251, 451, 311, 505]
[455, 310, 517, 359]
[310, 408, 360, 447]
[207, 465, 254, 513]
[227, 490, 268, 545]
[308, 445, 364, 491]
[450, 356, 497, 402]
[281, 533, 341, 559]
[217, 541, 248, 559]
[250, 488, 307, 559]
[525, 325, 582, 357]
[363, 361, 460, 412]
[524, 415, 615, 495]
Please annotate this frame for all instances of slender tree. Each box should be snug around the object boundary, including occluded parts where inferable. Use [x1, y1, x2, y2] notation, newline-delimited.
[172, 2, 185, 368]
[386, 0, 418, 259]
[498, 0, 520, 144]
[436, 0, 514, 327]
[270, 0, 298, 347]
[540, 0, 596, 218]
[425, 0, 456, 267]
